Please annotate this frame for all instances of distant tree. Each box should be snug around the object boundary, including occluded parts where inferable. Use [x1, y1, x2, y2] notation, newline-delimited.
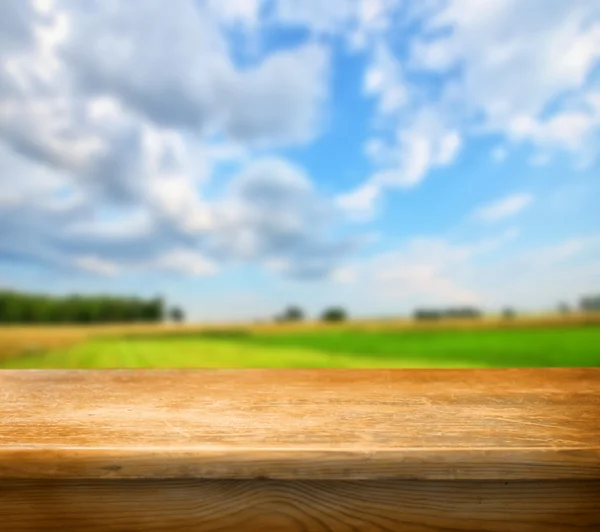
[557, 302, 571, 315]
[580, 294, 600, 313]
[321, 306, 348, 323]
[169, 307, 185, 323]
[277, 305, 305, 323]
[0, 290, 170, 324]
[0, 291, 25, 323]
[502, 307, 516, 320]
[413, 308, 442, 321]
[443, 307, 483, 319]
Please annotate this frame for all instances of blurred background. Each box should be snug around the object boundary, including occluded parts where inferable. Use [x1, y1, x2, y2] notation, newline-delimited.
[1, 0, 599, 369]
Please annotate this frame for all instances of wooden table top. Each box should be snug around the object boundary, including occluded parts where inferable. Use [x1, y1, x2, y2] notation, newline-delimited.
[1, 368, 599, 480]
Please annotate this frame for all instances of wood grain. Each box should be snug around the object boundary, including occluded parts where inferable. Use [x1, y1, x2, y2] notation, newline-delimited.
[1, 368, 599, 480]
[2, 478, 599, 531]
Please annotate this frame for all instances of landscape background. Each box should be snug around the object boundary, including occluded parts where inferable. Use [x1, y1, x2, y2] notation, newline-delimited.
[1, 1, 599, 370]
[1, 290, 599, 369]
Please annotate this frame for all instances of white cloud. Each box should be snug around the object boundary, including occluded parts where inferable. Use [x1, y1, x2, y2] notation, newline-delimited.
[59, 1, 331, 146]
[357, 0, 389, 26]
[363, 43, 408, 114]
[207, 0, 262, 27]
[270, 0, 353, 34]
[331, 266, 358, 284]
[263, 258, 290, 274]
[437, 131, 462, 165]
[336, 182, 381, 221]
[269, 0, 398, 51]
[518, 236, 600, 266]
[414, 0, 600, 156]
[342, 111, 462, 219]
[505, 105, 600, 161]
[418, 1, 600, 114]
[341, 231, 521, 310]
[310, 229, 600, 315]
[472, 193, 533, 224]
[410, 35, 457, 72]
[152, 249, 217, 277]
[0, 141, 360, 279]
[222, 44, 330, 146]
[0, 0, 354, 281]
[33, 0, 54, 15]
[377, 264, 481, 305]
[72, 255, 119, 276]
[207, 157, 361, 278]
[461, 234, 600, 310]
[343, 0, 600, 218]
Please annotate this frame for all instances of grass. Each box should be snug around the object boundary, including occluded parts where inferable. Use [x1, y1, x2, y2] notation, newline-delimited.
[2, 324, 599, 369]
[228, 326, 600, 367]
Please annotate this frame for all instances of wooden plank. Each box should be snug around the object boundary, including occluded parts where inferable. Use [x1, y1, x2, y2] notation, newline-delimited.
[2, 478, 599, 531]
[1, 368, 599, 480]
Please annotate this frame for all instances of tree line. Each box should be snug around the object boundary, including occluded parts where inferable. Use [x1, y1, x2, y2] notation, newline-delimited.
[0, 291, 184, 324]
[580, 295, 600, 312]
[1, 289, 598, 325]
[275, 305, 348, 323]
[274, 292, 600, 325]
[413, 306, 482, 321]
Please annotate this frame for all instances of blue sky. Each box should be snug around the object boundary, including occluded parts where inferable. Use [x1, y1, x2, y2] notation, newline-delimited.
[1, 0, 599, 321]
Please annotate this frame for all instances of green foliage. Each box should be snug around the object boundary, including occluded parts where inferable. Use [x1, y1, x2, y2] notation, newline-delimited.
[320, 306, 348, 322]
[413, 309, 443, 321]
[414, 307, 482, 321]
[169, 307, 185, 323]
[445, 307, 482, 319]
[580, 294, 600, 312]
[0, 290, 166, 324]
[275, 305, 305, 323]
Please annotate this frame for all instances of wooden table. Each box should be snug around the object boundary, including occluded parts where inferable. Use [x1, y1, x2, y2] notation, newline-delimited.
[1, 368, 599, 531]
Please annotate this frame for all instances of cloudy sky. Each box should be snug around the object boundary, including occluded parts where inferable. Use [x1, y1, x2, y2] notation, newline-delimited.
[1, 0, 599, 321]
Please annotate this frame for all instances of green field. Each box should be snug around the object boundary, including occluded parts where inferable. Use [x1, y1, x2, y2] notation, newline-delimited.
[2, 325, 600, 369]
